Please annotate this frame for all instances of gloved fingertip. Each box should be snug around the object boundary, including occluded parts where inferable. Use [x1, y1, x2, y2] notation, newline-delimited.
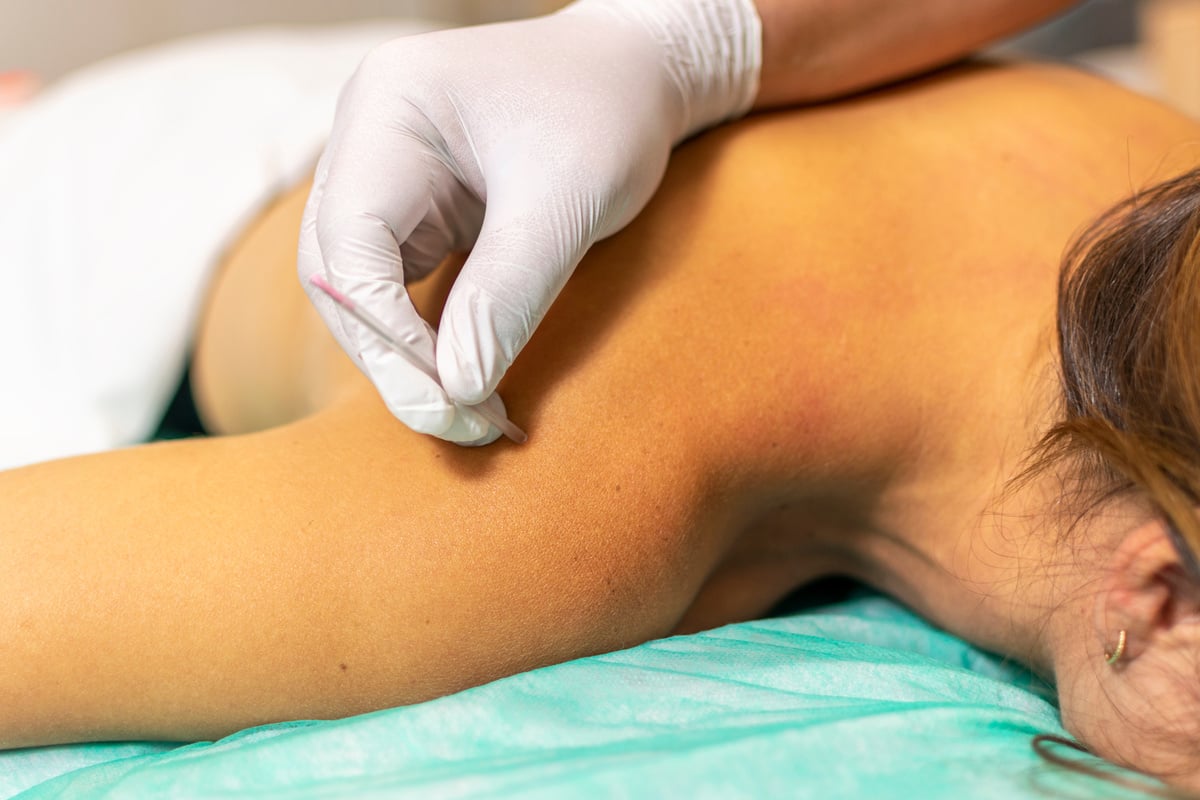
[387, 401, 457, 438]
[363, 346, 457, 438]
[439, 359, 492, 408]
[458, 424, 504, 448]
[439, 400, 501, 445]
[436, 306, 506, 407]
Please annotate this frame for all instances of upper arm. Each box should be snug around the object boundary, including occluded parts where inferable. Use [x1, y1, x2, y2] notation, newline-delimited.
[0, 381, 721, 746]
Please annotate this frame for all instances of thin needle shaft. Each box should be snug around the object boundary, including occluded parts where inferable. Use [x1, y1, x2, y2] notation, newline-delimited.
[310, 274, 527, 444]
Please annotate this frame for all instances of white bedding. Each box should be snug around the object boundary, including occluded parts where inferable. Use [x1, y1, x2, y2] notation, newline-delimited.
[0, 20, 440, 471]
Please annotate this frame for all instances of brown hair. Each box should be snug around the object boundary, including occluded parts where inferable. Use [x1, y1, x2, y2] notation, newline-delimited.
[1023, 165, 1200, 792]
[1023, 165, 1200, 574]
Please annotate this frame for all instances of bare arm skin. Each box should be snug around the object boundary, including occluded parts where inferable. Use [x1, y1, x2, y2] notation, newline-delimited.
[752, 0, 1079, 107]
[1, 63, 1197, 749]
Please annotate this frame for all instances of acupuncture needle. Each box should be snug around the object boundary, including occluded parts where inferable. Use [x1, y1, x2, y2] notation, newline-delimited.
[309, 274, 528, 445]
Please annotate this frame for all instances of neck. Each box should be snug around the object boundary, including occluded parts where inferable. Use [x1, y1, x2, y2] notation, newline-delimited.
[848, 489, 1068, 680]
[842, 331, 1076, 680]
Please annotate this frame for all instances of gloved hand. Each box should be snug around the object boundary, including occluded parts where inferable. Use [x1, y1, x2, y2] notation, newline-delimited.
[299, 0, 762, 443]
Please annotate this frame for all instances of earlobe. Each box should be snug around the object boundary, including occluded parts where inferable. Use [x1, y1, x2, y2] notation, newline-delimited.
[1093, 519, 1200, 663]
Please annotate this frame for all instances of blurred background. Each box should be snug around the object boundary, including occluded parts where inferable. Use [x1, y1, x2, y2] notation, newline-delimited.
[0, 0, 563, 80]
[0, 0, 1196, 116]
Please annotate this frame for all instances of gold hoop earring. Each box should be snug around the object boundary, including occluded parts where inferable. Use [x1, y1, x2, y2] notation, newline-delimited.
[1104, 629, 1127, 666]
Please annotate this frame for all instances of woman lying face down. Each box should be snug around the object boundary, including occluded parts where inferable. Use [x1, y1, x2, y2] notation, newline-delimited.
[2, 59, 1200, 791]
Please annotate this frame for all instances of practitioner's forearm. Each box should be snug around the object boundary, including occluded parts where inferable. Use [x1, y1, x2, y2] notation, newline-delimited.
[752, 0, 1078, 108]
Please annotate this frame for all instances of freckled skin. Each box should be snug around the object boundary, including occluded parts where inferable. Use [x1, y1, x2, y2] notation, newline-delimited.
[0, 62, 1197, 746]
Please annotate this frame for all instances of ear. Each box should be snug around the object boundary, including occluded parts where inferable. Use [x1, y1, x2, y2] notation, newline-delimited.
[1094, 518, 1200, 663]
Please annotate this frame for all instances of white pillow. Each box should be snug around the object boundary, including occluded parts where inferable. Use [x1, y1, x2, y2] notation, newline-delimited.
[0, 20, 440, 470]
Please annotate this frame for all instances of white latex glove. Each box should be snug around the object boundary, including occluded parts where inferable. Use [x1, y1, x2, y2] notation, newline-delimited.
[299, 0, 761, 443]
